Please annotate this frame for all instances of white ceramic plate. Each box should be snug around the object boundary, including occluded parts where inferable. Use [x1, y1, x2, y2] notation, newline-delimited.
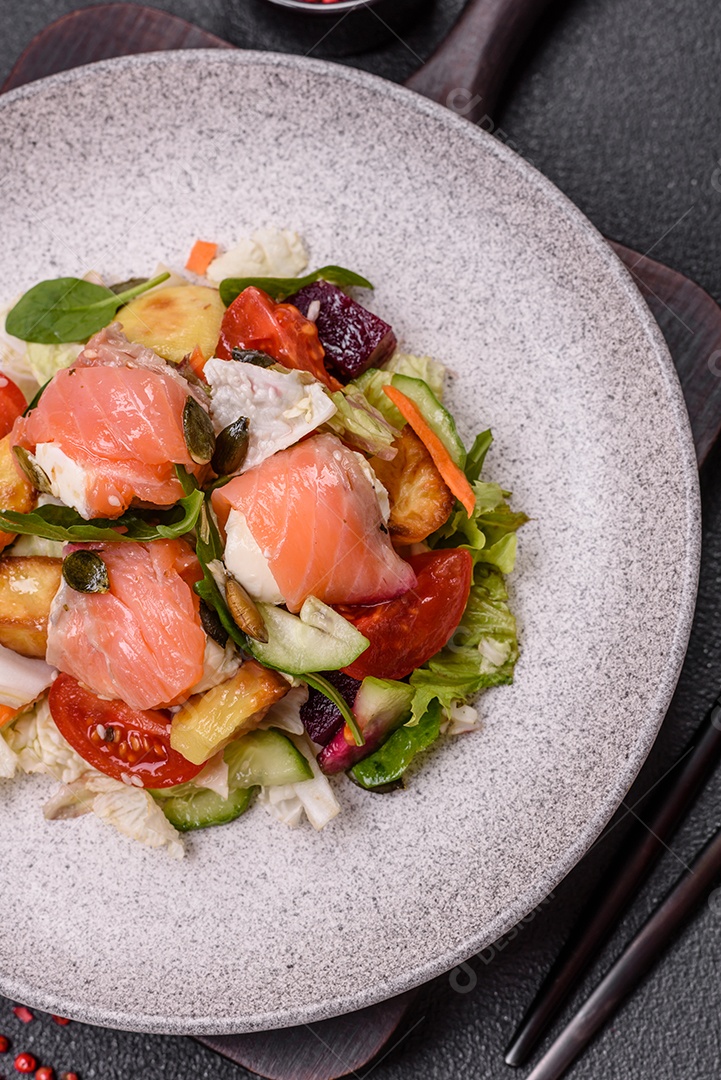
[0, 52, 699, 1034]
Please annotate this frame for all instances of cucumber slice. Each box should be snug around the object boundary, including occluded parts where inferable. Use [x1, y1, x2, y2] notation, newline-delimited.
[247, 596, 369, 675]
[225, 729, 313, 788]
[390, 373, 466, 469]
[158, 785, 254, 832]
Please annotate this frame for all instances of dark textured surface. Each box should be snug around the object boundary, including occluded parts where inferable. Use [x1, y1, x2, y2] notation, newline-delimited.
[1, 1, 721, 1078]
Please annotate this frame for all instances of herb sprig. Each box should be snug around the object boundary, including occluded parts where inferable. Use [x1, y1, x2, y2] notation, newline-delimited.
[219, 266, 372, 307]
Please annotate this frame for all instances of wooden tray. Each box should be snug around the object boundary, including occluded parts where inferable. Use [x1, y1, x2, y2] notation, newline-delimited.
[3, 4, 720, 1078]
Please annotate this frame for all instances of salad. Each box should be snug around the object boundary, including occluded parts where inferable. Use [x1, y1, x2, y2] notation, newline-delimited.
[0, 228, 526, 858]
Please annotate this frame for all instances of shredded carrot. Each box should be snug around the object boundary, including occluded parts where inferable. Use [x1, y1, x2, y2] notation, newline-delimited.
[185, 240, 218, 276]
[383, 384, 476, 518]
[0, 703, 18, 729]
[187, 345, 207, 380]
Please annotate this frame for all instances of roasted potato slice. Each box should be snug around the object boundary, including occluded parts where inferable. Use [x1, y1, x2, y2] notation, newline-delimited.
[116, 284, 225, 364]
[0, 556, 62, 658]
[371, 427, 455, 545]
[170, 660, 289, 765]
[0, 434, 36, 553]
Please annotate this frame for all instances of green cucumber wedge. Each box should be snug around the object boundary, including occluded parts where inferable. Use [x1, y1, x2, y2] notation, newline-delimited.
[391, 373, 466, 469]
[247, 596, 369, 675]
[226, 729, 312, 788]
[159, 785, 254, 832]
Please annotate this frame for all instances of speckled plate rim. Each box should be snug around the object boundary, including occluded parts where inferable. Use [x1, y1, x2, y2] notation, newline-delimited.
[0, 50, 701, 1034]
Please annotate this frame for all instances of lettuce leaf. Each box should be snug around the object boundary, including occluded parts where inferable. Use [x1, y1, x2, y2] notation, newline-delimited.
[382, 352, 446, 400]
[323, 386, 400, 458]
[409, 565, 519, 724]
[429, 428, 528, 575]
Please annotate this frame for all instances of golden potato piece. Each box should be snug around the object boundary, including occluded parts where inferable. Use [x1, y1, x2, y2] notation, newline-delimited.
[170, 660, 289, 765]
[371, 427, 455, 545]
[0, 556, 62, 658]
[0, 434, 36, 553]
[116, 284, 225, 364]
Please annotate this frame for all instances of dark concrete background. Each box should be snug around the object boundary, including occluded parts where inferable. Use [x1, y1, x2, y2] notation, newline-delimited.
[1, 1, 721, 1077]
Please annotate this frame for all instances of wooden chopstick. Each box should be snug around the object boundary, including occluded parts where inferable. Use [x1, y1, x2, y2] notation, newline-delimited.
[524, 819, 721, 1080]
[506, 698, 721, 1067]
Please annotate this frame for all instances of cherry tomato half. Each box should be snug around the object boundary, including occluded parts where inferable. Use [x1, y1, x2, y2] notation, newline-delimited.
[215, 286, 340, 390]
[49, 674, 204, 789]
[338, 549, 473, 681]
[0, 374, 27, 439]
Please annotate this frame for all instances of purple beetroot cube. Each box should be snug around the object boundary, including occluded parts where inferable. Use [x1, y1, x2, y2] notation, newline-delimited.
[289, 281, 396, 383]
[300, 670, 361, 746]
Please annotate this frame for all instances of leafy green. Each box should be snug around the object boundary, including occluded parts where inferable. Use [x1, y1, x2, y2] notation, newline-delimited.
[353, 355, 447, 429]
[430, 429, 528, 576]
[409, 566, 520, 724]
[219, 265, 373, 307]
[25, 341, 82, 383]
[187, 479, 250, 653]
[350, 701, 442, 789]
[353, 368, 403, 427]
[323, 387, 400, 458]
[464, 429, 493, 482]
[5, 272, 170, 344]
[381, 352, 446, 400]
[0, 481, 203, 544]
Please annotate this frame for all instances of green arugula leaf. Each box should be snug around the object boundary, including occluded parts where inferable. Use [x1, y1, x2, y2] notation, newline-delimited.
[5, 272, 170, 344]
[188, 485, 250, 653]
[219, 265, 373, 307]
[0, 475, 203, 544]
[349, 701, 441, 789]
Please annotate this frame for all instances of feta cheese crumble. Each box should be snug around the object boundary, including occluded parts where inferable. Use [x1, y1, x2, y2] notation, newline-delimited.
[205, 359, 337, 472]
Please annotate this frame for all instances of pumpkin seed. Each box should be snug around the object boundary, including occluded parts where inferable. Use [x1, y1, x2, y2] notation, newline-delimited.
[225, 578, 268, 643]
[183, 396, 216, 465]
[211, 416, 249, 476]
[231, 347, 275, 368]
[62, 550, 110, 594]
[13, 446, 52, 493]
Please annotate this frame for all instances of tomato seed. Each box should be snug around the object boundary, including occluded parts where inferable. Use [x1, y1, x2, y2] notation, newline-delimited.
[35, 1068, 54, 1080]
[14, 1052, 37, 1073]
[0, 1034, 9, 1052]
[12, 1009, 32, 1024]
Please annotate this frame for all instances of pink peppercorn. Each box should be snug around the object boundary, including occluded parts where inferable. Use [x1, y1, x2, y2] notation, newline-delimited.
[14, 1053, 37, 1074]
[35, 1069, 54, 1080]
[60, 1074, 79, 1080]
[0, 1035, 9, 1052]
[50, 1017, 70, 1027]
[11, 1010, 32, 1025]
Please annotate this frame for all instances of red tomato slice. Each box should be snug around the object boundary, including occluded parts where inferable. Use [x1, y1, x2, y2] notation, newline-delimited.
[0, 374, 27, 439]
[49, 674, 204, 789]
[215, 286, 341, 390]
[338, 548, 473, 681]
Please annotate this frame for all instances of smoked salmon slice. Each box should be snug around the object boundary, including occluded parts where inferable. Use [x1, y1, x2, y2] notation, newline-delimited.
[213, 433, 417, 613]
[46, 539, 206, 711]
[11, 325, 207, 519]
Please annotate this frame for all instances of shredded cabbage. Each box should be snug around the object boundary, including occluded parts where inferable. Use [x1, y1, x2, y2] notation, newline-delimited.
[258, 731, 340, 831]
[43, 772, 184, 859]
[323, 387, 399, 459]
[5, 696, 87, 783]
